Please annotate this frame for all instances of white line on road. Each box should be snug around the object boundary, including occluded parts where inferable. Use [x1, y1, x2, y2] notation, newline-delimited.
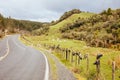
[12, 38, 26, 50]
[0, 39, 10, 61]
[40, 51, 49, 80]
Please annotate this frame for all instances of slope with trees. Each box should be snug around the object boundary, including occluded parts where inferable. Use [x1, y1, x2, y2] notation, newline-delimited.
[0, 14, 49, 37]
[58, 8, 120, 49]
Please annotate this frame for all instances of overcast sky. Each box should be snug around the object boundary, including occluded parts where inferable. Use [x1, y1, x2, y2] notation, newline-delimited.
[0, 0, 120, 22]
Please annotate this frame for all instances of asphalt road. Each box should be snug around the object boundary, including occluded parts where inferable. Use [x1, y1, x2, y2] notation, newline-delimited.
[0, 35, 49, 80]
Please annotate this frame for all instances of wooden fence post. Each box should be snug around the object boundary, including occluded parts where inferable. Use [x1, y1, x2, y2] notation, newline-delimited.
[66, 49, 68, 61]
[112, 61, 115, 80]
[86, 54, 89, 72]
[75, 53, 78, 66]
[71, 52, 74, 63]
[78, 53, 82, 65]
[94, 54, 103, 80]
[67, 49, 70, 61]
[85, 54, 89, 80]
[68, 50, 71, 62]
[96, 59, 100, 80]
[62, 49, 64, 59]
[71, 53, 72, 63]
[64, 49, 66, 59]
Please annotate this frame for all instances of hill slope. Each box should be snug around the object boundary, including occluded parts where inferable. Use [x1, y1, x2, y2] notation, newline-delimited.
[49, 12, 94, 37]
[48, 8, 120, 49]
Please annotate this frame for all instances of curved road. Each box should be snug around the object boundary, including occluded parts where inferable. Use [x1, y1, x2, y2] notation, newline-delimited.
[0, 35, 49, 80]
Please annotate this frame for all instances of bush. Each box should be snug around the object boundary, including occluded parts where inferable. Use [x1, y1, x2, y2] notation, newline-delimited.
[59, 9, 81, 22]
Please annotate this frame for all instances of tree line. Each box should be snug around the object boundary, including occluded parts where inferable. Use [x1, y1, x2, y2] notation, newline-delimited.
[0, 14, 49, 37]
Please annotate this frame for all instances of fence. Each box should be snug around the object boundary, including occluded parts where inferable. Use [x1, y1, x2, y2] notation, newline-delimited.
[42, 44, 118, 80]
[22, 36, 119, 80]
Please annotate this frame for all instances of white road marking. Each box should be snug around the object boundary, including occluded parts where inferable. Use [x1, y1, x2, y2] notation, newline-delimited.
[12, 38, 26, 50]
[0, 39, 10, 61]
[40, 51, 49, 80]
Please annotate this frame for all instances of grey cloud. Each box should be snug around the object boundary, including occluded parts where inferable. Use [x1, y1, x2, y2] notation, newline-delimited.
[0, 0, 120, 22]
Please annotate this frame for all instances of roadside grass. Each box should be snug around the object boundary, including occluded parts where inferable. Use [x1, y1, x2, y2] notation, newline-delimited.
[20, 35, 120, 80]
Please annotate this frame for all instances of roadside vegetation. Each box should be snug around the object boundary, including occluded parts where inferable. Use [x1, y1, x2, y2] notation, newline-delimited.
[20, 34, 120, 80]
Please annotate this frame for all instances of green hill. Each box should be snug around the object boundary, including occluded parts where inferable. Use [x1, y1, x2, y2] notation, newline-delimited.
[48, 8, 120, 50]
[49, 12, 94, 37]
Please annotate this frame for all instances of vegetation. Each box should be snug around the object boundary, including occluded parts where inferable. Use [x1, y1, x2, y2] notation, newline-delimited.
[0, 14, 49, 37]
[51, 9, 81, 25]
[59, 9, 81, 22]
[19, 8, 120, 80]
[58, 8, 120, 49]
[1, 8, 120, 80]
[20, 35, 120, 80]
[48, 12, 94, 38]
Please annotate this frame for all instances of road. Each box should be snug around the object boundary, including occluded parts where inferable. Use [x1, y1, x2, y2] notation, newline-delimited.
[0, 35, 49, 80]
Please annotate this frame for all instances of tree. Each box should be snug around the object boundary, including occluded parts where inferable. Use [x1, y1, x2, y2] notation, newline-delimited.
[59, 9, 81, 21]
[100, 10, 107, 15]
[107, 8, 112, 15]
[112, 30, 118, 44]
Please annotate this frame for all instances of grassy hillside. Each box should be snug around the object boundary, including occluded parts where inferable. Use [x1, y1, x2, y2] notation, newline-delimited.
[48, 8, 120, 50]
[58, 8, 120, 50]
[49, 12, 94, 37]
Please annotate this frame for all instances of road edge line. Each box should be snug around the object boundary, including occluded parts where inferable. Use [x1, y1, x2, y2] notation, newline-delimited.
[40, 51, 49, 80]
[0, 39, 10, 61]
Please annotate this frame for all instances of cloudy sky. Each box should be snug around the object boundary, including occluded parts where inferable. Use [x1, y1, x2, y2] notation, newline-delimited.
[0, 0, 120, 22]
